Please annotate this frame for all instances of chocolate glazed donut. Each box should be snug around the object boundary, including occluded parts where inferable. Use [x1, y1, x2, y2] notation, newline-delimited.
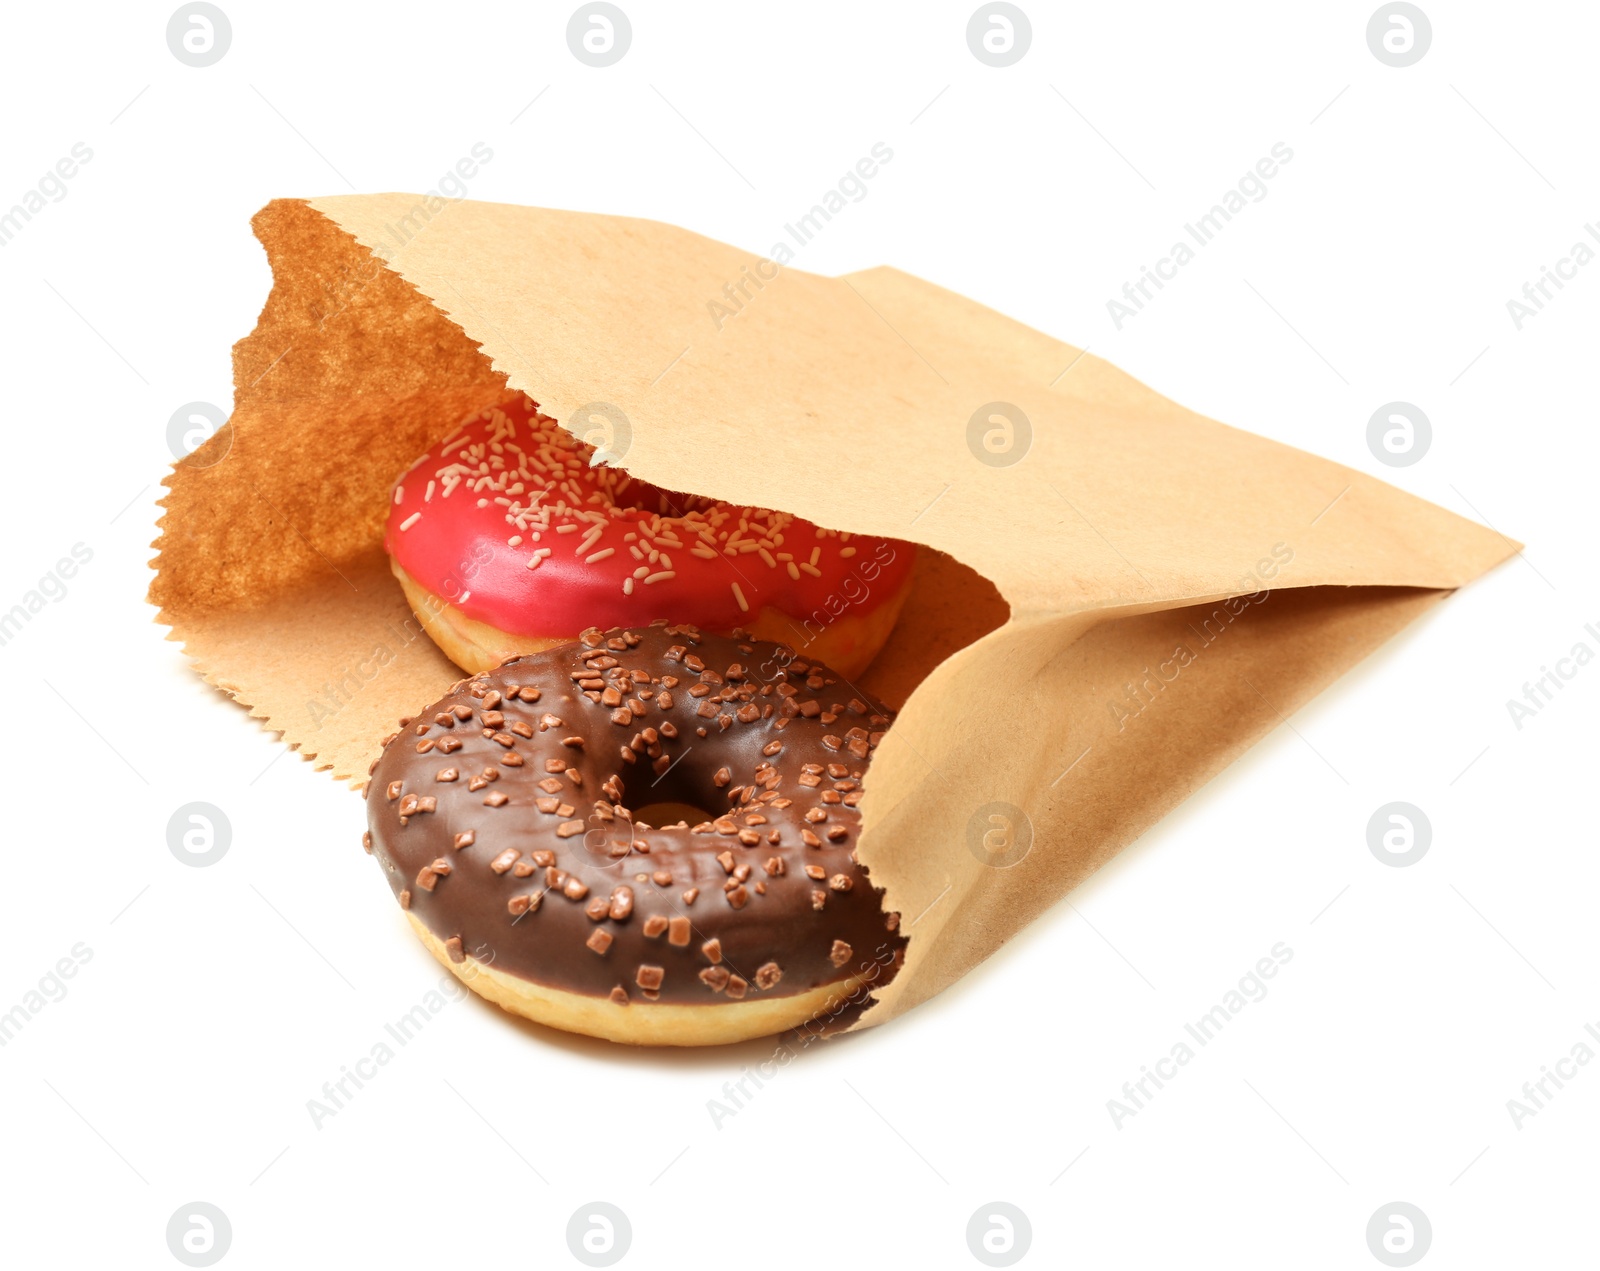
[364, 623, 904, 1046]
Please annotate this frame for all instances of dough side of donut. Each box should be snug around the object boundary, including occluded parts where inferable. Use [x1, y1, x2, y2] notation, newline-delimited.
[408, 913, 877, 1046]
[394, 560, 569, 670]
[392, 558, 914, 681]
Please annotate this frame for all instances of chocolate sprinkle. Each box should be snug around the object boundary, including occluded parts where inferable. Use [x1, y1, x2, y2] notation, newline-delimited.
[365, 624, 903, 1006]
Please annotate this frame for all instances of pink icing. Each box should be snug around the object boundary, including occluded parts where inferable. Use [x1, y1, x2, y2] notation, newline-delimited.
[384, 396, 914, 637]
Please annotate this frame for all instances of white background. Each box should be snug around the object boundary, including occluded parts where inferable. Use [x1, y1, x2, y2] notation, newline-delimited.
[1, 2, 1594, 1267]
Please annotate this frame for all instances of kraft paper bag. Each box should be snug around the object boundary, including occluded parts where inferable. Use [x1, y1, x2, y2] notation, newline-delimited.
[149, 196, 1515, 1031]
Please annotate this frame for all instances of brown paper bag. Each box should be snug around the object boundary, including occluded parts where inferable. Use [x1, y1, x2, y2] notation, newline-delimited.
[150, 196, 1515, 1032]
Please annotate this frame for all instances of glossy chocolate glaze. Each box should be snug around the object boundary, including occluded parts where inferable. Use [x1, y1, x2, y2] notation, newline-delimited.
[365, 624, 904, 1007]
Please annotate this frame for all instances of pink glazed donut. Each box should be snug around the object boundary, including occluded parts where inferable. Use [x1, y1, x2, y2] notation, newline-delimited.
[384, 394, 915, 678]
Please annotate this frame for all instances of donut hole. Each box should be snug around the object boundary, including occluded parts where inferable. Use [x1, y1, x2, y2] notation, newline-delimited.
[593, 471, 718, 521]
[631, 799, 716, 829]
[554, 423, 724, 526]
[625, 748, 742, 828]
